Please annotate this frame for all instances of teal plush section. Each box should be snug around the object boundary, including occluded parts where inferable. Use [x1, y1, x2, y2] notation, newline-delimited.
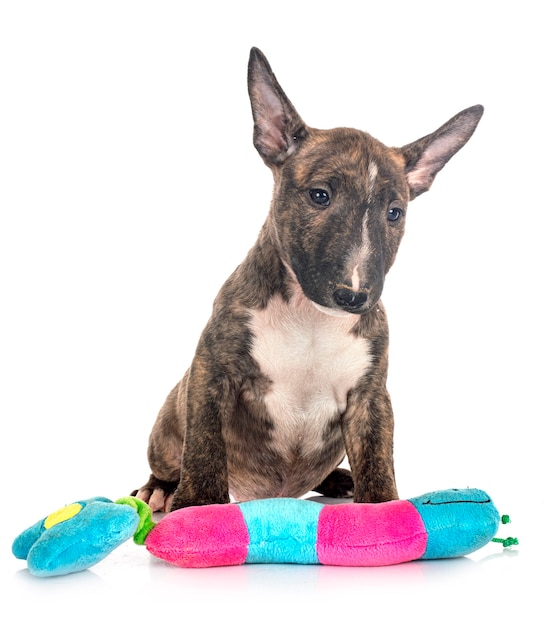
[409, 488, 500, 559]
[12, 517, 48, 561]
[239, 498, 322, 564]
[13, 498, 139, 577]
[12, 497, 112, 560]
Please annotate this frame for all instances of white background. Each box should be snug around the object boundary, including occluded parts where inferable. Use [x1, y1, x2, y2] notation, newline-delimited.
[1, 1, 557, 623]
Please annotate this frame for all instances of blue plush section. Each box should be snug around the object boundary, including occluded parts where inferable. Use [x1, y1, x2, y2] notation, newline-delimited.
[239, 498, 322, 564]
[13, 498, 139, 577]
[409, 488, 500, 559]
[12, 517, 48, 561]
[12, 497, 112, 560]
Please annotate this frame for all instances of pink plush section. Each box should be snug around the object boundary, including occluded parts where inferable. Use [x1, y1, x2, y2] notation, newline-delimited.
[145, 503, 250, 568]
[317, 500, 427, 566]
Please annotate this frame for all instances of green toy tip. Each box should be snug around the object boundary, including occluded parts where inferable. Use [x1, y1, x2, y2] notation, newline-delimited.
[490, 513, 518, 548]
[491, 536, 519, 548]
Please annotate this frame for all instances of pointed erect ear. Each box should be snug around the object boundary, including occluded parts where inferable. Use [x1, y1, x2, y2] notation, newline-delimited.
[401, 105, 484, 200]
[247, 48, 307, 164]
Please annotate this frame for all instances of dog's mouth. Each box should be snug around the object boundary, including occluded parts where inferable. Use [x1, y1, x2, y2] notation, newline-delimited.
[312, 290, 377, 316]
[307, 287, 376, 316]
[311, 302, 357, 318]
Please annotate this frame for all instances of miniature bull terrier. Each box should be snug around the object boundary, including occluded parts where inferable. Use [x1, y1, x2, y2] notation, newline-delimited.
[133, 48, 483, 512]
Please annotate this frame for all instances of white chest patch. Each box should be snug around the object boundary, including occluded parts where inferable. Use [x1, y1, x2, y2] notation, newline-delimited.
[249, 290, 372, 458]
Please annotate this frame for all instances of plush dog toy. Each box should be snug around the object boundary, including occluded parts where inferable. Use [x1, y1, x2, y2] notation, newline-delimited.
[12, 488, 516, 577]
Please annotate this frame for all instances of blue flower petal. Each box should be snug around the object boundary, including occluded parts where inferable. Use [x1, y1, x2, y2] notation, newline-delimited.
[25, 501, 139, 577]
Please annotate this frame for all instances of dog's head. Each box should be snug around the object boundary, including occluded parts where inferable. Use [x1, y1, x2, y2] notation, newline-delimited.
[248, 48, 483, 316]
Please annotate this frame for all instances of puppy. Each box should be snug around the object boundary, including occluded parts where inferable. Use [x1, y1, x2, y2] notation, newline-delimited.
[133, 48, 483, 512]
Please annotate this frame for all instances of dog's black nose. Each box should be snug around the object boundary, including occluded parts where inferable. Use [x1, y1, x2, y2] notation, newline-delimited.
[333, 288, 368, 310]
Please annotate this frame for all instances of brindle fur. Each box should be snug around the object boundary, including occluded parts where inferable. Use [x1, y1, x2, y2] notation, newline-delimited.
[133, 48, 483, 512]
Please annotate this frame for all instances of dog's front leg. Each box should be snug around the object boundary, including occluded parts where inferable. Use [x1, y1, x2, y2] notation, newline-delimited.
[170, 359, 231, 511]
[342, 382, 398, 504]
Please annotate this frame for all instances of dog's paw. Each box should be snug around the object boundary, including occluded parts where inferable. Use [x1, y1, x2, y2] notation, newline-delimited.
[134, 487, 174, 513]
[313, 468, 354, 498]
[131, 475, 178, 513]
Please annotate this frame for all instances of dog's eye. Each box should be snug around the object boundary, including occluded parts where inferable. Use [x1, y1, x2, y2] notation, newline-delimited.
[387, 207, 403, 222]
[309, 189, 330, 207]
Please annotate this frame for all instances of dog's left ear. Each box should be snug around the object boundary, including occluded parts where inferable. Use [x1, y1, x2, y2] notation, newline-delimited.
[402, 105, 483, 200]
[248, 48, 307, 165]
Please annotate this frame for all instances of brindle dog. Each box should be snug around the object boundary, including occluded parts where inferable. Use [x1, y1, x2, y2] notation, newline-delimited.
[133, 48, 483, 512]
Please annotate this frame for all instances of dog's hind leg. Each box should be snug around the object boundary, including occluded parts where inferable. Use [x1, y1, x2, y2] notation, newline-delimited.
[313, 467, 354, 498]
[132, 381, 185, 511]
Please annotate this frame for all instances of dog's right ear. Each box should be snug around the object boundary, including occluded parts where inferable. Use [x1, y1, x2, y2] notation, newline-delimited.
[248, 48, 307, 165]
